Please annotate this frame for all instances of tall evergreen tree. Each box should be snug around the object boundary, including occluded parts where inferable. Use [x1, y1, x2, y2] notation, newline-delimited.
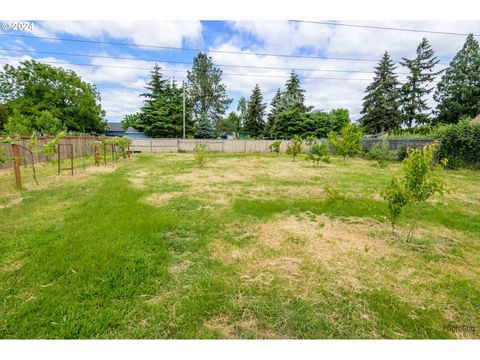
[434, 34, 480, 123]
[271, 73, 311, 139]
[265, 88, 282, 137]
[360, 52, 402, 134]
[244, 84, 267, 138]
[140, 64, 168, 105]
[136, 68, 194, 138]
[187, 53, 232, 123]
[400, 38, 440, 127]
[278, 71, 308, 113]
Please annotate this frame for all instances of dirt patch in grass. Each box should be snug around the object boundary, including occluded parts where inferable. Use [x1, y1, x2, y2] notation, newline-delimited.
[0, 194, 22, 209]
[128, 169, 149, 189]
[169, 260, 192, 274]
[0, 260, 24, 271]
[203, 313, 278, 339]
[143, 191, 182, 207]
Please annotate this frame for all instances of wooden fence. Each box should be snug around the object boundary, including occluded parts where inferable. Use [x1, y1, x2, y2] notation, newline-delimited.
[0, 136, 96, 169]
[131, 138, 438, 154]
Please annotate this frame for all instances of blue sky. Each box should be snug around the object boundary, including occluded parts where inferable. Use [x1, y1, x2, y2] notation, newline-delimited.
[1, 20, 479, 122]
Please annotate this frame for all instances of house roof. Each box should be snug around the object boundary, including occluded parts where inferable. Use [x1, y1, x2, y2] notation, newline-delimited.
[126, 127, 141, 133]
[107, 122, 124, 132]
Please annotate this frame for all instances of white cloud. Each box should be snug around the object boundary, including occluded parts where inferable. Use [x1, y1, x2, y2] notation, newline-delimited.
[34, 21, 202, 48]
[230, 21, 333, 53]
[100, 88, 144, 120]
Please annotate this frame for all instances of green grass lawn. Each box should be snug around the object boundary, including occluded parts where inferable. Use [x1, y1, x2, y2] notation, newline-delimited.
[0, 153, 479, 339]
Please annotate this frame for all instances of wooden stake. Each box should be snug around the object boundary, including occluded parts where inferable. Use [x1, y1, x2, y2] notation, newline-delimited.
[103, 143, 107, 165]
[95, 144, 100, 166]
[127, 144, 131, 159]
[11, 143, 22, 190]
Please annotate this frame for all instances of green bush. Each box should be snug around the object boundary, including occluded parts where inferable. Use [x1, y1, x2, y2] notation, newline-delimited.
[0, 145, 6, 164]
[397, 146, 409, 161]
[432, 120, 480, 168]
[365, 140, 395, 167]
[194, 143, 209, 167]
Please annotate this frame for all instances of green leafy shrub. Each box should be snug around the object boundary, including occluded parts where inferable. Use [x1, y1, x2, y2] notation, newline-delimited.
[307, 141, 330, 166]
[194, 143, 209, 167]
[0, 145, 6, 164]
[366, 140, 395, 167]
[268, 140, 282, 156]
[328, 124, 362, 160]
[397, 146, 409, 161]
[286, 135, 303, 161]
[432, 120, 480, 168]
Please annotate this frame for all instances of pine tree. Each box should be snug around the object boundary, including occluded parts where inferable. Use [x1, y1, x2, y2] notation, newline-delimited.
[140, 64, 168, 105]
[278, 71, 308, 113]
[136, 68, 194, 138]
[400, 38, 440, 127]
[270, 74, 312, 139]
[187, 53, 232, 121]
[195, 114, 214, 139]
[434, 34, 480, 124]
[360, 52, 402, 134]
[265, 88, 282, 137]
[244, 84, 267, 138]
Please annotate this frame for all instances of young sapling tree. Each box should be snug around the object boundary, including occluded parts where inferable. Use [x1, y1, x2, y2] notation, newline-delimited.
[268, 140, 282, 156]
[286, 135, 303, 161]
[194, 143, 209, 168]
[382, 178, 408, 235]
[328, 124, 362, 160]
[307, 141, 330, 166]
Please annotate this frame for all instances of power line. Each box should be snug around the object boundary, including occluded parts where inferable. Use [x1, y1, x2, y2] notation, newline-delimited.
[290, 20, 480, 37]
[0, 32, 450, 65]
[0, 47, 418, 75]
[0, 57, 379, 81]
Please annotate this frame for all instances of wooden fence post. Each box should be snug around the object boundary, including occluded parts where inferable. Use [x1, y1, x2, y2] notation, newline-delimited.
[11, 143, 22, 190]
[95, 144, 100, 166]
[57, 144, 61, 175]
[127, 144, 131, 159]
[103, 143, 107, 165]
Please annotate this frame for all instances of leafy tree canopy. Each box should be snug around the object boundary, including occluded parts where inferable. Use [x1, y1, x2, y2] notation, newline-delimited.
[187, 53, 232, 121]
[0, 60, 106, 134]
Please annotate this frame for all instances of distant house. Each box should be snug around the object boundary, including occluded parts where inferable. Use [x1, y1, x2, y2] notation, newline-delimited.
[105, 122, 126, 137]
[125, 127, 151, 139]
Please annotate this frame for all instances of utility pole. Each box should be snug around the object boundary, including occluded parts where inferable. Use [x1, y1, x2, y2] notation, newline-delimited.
[182, 81, 186, 139]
